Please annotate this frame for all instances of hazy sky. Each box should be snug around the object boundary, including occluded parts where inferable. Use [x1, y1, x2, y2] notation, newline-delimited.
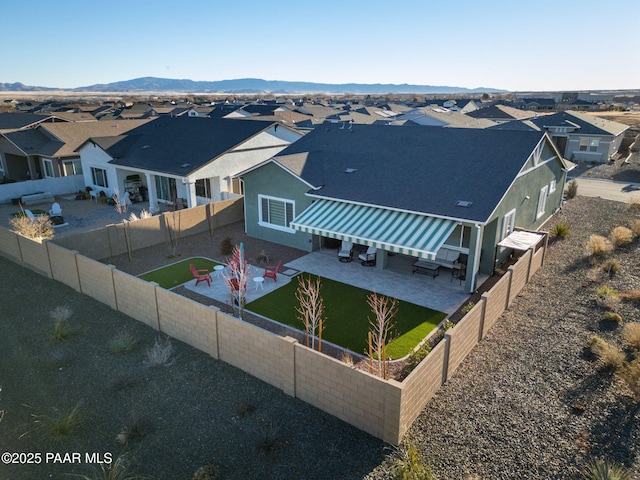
[2, 0, 638, 92]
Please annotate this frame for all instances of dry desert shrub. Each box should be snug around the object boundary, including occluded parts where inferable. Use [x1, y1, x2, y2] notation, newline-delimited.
[590, 338, 625, 370]
[617, 360, 640, 401]
[609, 226, 634, 247]
[9, 214, 54, 239]
[622, 323, 640, 350]
[627, 195, 640, 214]
[630, 219, 640, 237]
[586, 266, 606, 284]
[601, 258, 621, 276]
[619, 290, 640, 302]
[595, 285, 621, 311]
[586, 235, 613, 257]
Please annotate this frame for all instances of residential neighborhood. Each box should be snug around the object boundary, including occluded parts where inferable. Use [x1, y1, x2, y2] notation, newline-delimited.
[1, 90, 639, 480]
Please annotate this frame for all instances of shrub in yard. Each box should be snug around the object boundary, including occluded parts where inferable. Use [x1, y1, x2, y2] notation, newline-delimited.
[622, 322, 640, 350]
[586, 266, 605, 284]
[629, 219, 640, 237]
[9, 214, 54, 239]
[619, 290, 640, 302]
[595, 285, 620, 311]
[627, 196, 640, 214]
[551, 222, 570, 238]
[618, 359, 640, 401]
[33, 403, 82, 440]
[144, 336, 175, 367]
[73, 454, 147, 480]
[115, 413, 152, 445]
[109, 331, 139, 353]
[220, 236, 233, 255]
[586, 335, 606, 350]
[49, 306, 77, 341]
[586, 235, 613, 257]
[461, 301, 475, 314]
[590, 338, 625, 370]
[602, 311, 622, 324]
[390, 441, 436, 480]
[191, 464, 223, 480]
[601, 258, 621, 276]
[609, 226, 634, 248]
[255, 421, 281, 456]
[581, 458, 632, 480]
[565, 179, 578, 199]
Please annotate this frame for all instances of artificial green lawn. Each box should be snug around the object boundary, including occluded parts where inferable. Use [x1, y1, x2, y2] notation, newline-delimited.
[11, 209, 47, 217]
[246, 273, 447, 358]
[139, 257, 222, 289]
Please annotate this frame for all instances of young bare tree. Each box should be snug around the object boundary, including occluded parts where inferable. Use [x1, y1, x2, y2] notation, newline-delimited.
[367, 292, 398, 379]
[113, 189, 133, 261]
[224, 243, 248, 319]
[295, 275, 325, 352]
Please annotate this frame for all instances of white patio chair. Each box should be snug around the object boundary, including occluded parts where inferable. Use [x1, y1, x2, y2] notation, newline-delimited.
[337, 241, 354, 262]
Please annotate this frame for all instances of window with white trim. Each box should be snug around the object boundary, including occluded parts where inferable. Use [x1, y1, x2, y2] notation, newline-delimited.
[549, 179, 556, 194]
[579, 138, 600, 152]
[91, 167, 109, 188]
[502, 209, 516, 240]
[259, 195, 294, 233]
[62, 159, 83, 176]
[195, 178, 212, 198]
[537, 185, 548, 219]
[43, 159, 55, 178]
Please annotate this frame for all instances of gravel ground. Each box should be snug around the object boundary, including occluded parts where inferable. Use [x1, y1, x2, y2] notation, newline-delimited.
[366, 195, 640, 479]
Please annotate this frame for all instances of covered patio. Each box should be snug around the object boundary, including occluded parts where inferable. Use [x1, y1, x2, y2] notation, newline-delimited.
[285, 247, 472, 314]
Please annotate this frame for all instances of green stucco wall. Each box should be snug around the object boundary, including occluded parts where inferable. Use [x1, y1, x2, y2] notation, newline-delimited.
[242, 162, 315, 252]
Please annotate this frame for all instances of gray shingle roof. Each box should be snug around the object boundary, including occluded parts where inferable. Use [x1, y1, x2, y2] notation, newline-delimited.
[529, 110, 629, 136]
[103, 116, 277, 176]
[272, 124, 549, 223]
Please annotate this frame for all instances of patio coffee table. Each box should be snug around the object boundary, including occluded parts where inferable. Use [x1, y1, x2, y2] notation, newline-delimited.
[412, 260, 440, 278]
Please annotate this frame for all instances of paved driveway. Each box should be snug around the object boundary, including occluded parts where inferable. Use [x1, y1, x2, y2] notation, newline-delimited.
[573, 178, 640, 203]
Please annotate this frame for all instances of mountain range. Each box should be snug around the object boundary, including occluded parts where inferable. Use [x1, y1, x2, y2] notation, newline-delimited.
[0, 77, 505, 95]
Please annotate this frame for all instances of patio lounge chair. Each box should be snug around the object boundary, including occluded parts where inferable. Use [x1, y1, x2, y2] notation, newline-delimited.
[359, 246, 377, 266]
[263, 261, 282, 282]
[190, 263, 212, 287]
[338, 241, 354, 262]
[49, 202, 62, 217]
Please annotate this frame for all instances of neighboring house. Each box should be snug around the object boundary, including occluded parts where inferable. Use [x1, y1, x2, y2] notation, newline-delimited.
[466, 104, 537, 123]
[397, 107, 496, 128]
[519, 98, 557, 111]
[238, 124, 569, 292]
[0, 119, 150, 181]
[77, 116, 304, 210]
[496, 110, 630, 163]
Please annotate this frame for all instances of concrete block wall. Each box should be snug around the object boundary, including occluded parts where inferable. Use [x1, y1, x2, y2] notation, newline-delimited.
[54, 227, 113, 261]
[294, 344, 402, 443]
[0, 227, 21, 261]
[76, 256, 117, 310]
[445, 300, 485, 380]
[210, 197, 244, 229]
[398, 339, 448, 439]
[47, 243, 80, 291]
[112, 269, 160, 331]
[155, 287, 219, 359]
[17, 236, 52, 278]
[508, 249, 531, 305]
[529, 248, 544, 277]
[481, 271, 511, 335]
[216, 311, 295, 395]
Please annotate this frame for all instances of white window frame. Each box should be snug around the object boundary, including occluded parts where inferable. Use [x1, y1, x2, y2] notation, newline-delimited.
[537, 185, 548, 219]
[195, 178, 212, 199]
[549, 179, 557, 194]
[91, 166, 109, 188]
[43, 159, 55, 178]
[259, 194, 295, 233]
[579, 137, 600, 152]
[62, 159, 83, 176]
[502, 209, 516, 240]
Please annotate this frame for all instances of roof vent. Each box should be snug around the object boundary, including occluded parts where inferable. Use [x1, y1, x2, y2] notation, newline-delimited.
[455, 200, 473, 207]
[181, 163, 191, 168]
[344, 168, 357, 173]
[141, 145, 150, 149]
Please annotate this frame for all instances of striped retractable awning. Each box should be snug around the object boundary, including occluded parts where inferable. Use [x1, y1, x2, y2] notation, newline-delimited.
[291, 199, 457, 260]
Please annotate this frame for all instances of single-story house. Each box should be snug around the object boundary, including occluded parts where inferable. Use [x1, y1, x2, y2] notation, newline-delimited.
[0, 119, 150, 181]
[528, 110, 629, 163]
[238, 124, 570, 292]
[77, 116, 304, 210]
